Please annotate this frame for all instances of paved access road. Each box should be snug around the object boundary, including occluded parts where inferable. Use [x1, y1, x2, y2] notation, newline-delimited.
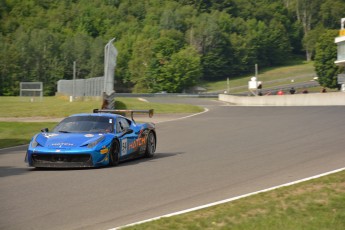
[1, 98, 345, 230]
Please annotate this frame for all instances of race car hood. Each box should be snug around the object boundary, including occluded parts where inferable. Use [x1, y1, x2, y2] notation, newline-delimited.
[34, 132, 106, 148]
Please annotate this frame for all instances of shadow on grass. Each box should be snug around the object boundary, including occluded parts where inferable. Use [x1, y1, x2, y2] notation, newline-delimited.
[0, 139, 29, 150]
[114, 100, 127, 109]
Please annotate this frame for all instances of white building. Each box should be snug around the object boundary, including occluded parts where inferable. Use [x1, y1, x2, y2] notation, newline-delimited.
[335, 18, 345, 90]
[335, 18, 345, 65]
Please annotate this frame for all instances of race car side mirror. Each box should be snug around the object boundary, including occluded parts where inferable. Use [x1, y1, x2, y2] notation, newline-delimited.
[119, 129, 133, 138]
[41, 128, 49, 132]
[124, 129, 133, 135]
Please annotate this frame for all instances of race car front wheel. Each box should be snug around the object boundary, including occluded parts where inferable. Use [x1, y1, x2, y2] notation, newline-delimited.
[109, 140, 120, 166]
[145, 131, 156, 158]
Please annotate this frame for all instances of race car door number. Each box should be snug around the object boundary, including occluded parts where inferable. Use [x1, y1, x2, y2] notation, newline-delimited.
[121, 138, 127, 156]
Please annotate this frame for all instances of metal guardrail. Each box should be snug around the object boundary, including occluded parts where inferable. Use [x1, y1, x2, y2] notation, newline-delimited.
[113, 93, 219, 98]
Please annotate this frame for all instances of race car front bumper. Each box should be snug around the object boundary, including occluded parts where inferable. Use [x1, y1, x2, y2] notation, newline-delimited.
[29, 153, 93, 168]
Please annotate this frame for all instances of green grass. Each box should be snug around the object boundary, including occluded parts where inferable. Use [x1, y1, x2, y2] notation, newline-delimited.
[0, 122, 57, 148]
[0, 96, 203, 149]
[124, 170, 345, 230]
[0, 96, 203, 118]
[114, 98, 203, 114]
[203, 61, 316, 93]
[0, 96, 102, 118]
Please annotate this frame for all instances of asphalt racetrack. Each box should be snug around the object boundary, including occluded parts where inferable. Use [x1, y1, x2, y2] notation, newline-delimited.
[1, 98, 345, 230]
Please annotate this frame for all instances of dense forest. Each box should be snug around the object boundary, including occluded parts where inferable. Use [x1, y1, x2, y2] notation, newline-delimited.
[0, 0, 344, 95]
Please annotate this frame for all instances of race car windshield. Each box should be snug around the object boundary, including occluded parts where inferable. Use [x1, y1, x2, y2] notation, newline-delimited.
[53, 116, 114, 133]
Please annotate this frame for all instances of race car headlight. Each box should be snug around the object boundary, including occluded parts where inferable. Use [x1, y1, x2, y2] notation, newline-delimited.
[31, 135, 39, 148]
[87, 136, 105, 148]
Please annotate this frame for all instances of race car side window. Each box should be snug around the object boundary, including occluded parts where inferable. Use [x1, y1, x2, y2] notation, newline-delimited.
[116, 118, 130, 133]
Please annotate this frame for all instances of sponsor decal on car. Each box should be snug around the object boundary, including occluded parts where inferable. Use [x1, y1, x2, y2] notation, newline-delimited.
[51, 143, 74, 147]
[128, 137, 146, 150]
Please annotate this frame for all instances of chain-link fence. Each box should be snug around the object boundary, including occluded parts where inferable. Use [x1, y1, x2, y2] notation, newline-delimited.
[57, 39, 117, 99]
[57, 77, 104, 97]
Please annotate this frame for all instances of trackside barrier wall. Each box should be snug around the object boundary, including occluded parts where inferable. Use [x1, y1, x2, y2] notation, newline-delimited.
[219, 92, 345, 106]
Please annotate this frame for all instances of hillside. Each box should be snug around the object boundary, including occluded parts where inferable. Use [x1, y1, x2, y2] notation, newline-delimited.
[203, 61, 318, 94]
[0, 0, 343, 95]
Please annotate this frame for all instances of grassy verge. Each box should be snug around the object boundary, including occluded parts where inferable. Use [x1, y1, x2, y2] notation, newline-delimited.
[0, 122, 56, 148]
[114, 98, 203, 114]
[124, 170, 345, 230]
[0, 96, 102, 117]
[0, 96, 203, 148]
[202, 61, 316, 93]
[0, 96, 203, 118]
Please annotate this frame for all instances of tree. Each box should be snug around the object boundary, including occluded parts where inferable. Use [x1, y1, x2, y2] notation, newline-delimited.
[1, 0, 341, 95]
[302, 27, 323, 62]
[157, 46, 201, 93]
[128, 37, 155, 93]
[266, 19, 292, 65]
[0, 34, 17, 95]
[287, 0, 324, 61]
[61, 33, 94, 80]
[188, 11, 235, 80]
[320, 0, 345, 29]
[314, 30, 342, 89]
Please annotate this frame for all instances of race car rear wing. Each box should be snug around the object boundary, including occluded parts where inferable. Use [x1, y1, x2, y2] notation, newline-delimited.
[93, 109, 154, 121]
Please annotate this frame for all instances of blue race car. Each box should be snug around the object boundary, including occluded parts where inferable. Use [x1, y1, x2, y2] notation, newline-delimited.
[25, 109, 156, 168]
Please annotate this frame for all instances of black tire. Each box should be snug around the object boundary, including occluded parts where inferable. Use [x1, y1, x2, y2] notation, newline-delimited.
[145, 131, 156, 158]
[109, 140, 120, 166]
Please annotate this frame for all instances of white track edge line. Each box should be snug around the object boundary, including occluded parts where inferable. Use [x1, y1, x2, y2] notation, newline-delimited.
[155, 108, 209, 124]
[0, 144, 28, 151]
[110, 167, 345, 230]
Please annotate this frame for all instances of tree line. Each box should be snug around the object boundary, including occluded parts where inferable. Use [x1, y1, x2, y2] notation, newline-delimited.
[0, 0, 344, 95]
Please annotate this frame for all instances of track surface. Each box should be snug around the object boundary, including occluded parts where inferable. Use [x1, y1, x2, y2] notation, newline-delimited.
[1, 98, 345, 230]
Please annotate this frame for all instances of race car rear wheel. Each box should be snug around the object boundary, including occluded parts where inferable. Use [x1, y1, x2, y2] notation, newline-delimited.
[109, 140, 120, 166]
[145, 131, 156, 158]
